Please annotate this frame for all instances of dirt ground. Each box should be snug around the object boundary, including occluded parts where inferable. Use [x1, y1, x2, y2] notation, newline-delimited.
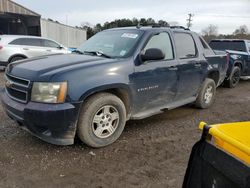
[0, 71, 250, 188]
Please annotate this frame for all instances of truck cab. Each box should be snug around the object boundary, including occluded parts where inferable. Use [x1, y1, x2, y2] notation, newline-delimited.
[210, 39, 250, 88]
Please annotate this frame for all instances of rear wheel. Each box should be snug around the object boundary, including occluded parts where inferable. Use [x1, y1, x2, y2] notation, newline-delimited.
[10, 56, 25, 63]
[195, 78, 216, 109]
[77, 93, 126, 148]
[224, 66, 241, 88]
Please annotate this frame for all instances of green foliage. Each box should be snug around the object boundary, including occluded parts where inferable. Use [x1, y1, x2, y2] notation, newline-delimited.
[81, 18, 170, 39]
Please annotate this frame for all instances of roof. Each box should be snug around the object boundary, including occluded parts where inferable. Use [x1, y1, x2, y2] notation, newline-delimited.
[210, 39, 250, 42]
[0, 0, 40, 17]
[106, 26, 192, 32]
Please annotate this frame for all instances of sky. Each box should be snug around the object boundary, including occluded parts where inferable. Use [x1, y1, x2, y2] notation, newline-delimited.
[14, 0, 250, 34]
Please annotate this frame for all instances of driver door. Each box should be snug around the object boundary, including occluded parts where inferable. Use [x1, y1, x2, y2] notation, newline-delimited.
[131, 32, 179, 114]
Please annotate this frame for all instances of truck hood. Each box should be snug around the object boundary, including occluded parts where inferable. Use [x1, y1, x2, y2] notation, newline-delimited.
[7, 54, 119, 81]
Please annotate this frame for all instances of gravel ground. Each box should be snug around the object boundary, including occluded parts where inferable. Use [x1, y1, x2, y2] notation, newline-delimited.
[0, 71, 250, 188]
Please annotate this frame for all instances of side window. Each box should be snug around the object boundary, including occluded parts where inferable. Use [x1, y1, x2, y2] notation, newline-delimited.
[25, 39, 43, 47]
[144, 32, 174, 60]
[248, 42, 250, 52]
[9, 38, 26, 45]
[43, 39, 60, 48]
[174, 33, 197, 59]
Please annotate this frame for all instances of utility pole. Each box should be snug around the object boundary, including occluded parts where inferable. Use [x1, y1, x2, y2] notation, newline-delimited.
[186, 13, 194, 29]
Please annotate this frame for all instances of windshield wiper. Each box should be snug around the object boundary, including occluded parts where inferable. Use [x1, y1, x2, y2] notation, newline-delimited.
[83, 51, 111, 58]
[72, 50, 84, 54]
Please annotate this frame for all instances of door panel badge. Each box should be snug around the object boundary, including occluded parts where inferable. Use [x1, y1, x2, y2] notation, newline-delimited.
[137, 85, 159, 92]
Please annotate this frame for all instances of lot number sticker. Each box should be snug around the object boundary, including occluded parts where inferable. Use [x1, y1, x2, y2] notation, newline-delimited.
[121, 33, 138, 39]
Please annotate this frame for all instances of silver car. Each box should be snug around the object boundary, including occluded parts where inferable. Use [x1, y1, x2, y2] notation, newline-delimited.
[0, 35, 70, 66]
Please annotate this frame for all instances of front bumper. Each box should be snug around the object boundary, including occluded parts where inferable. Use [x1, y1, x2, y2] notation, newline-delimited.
[1, 92, 82, 145]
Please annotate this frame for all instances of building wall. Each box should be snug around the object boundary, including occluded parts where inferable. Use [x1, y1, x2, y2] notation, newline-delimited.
[40, 19, 87, 48]
[0, 0, 40, 16]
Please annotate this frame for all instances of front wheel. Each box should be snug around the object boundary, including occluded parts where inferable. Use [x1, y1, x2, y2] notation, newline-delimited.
[10, 56, 25, 63]
[195, 78, 216, 109]
[77, 93, 126, 148]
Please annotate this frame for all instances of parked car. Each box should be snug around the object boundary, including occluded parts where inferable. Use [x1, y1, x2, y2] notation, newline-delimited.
[0, 35, 70, 67]
[209, 39, 250, 88]
[183, 121, 250, 188]
[1, 26, 228, 148]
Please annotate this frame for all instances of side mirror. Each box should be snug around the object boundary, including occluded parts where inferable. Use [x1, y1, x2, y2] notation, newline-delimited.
[141, 48, 165, 62]
[57, 46, 64, 50]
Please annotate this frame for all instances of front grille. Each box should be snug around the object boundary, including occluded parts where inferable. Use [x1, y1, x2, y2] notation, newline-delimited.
[6, 74, 29, 86]
[5, 74, 30, 103]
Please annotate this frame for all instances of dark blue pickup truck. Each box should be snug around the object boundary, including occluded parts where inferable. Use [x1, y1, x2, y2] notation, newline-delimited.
[1, 26, 228, 147]
[210, 39, 250, 88]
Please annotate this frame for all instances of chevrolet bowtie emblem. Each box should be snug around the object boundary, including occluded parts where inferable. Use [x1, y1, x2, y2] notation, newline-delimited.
[6, 80, 14, 88]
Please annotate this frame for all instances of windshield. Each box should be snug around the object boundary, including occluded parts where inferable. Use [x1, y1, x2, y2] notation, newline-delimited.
[78, 30, 143, 58]
[209, 41, 247, 52]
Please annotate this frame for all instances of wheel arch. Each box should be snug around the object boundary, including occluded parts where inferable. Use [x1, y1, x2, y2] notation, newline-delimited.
[79, 85, 132, 119]
[8, 54, 27, 63]
[207, 70, 220, 86]
[233, 61, 243, 70]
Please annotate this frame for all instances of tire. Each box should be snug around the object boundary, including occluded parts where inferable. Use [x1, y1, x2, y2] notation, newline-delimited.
[224, 66, 241, 88]
[195, 78, 216, 109]
[10, 56, 25, 63]
[77, 93, 126, 148]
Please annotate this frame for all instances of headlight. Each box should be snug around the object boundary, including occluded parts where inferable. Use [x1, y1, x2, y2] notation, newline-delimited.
[31, 82, 67, 103]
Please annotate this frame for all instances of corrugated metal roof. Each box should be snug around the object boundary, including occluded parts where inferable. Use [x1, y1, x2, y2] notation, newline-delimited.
[0, 0, 40, 16]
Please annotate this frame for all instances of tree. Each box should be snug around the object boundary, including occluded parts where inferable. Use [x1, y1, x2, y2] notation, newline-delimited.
[233, 25, 249, 35]
[81, 22, 95, 39]
[158, 20, 170, 27]
[202, 24, 218, 36]
[80, 18, 170, 38]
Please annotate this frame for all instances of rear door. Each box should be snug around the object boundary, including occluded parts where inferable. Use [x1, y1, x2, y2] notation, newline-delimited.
[16, 38, 49, 57]
[173, 32, 203, 101]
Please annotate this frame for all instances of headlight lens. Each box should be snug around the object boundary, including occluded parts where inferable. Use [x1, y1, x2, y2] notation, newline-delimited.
[31, 82, 67, 103]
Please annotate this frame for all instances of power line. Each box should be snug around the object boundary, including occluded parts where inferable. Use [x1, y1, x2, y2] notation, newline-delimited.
[187, 13, 194, 29]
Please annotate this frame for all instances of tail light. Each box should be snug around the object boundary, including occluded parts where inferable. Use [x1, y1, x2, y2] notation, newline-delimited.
[0, 45, 3, 50]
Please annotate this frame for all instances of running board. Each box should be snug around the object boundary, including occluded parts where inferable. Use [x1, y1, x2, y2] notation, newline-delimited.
[131, 97, 196, 120]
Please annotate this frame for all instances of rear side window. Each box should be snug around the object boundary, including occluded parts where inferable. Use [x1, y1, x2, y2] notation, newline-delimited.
[209, 41, 247, 52]
[174, 33, 197, 59]
[144, 32, 174, 60]
[43, 39, 60, 48]
[9, 38, 43, 47]
[9, 38, 26, 45]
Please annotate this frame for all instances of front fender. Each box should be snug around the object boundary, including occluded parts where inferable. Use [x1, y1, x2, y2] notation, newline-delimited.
[78, 83, 132, 102]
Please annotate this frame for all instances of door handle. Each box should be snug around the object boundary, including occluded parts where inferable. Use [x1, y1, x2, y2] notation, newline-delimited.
[194, 63, 201, 67]
[169, 66, 178, 71]
[46, 49, 52, 52]
[23, 48, 29, 50]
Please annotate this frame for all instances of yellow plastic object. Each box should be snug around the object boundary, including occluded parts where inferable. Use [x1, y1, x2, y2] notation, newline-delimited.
[199, 122, 250, 165]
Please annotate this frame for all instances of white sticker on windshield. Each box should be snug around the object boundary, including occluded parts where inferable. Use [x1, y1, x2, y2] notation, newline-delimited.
[120, 50, 127, 56]
[121, 33, 138, 39]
